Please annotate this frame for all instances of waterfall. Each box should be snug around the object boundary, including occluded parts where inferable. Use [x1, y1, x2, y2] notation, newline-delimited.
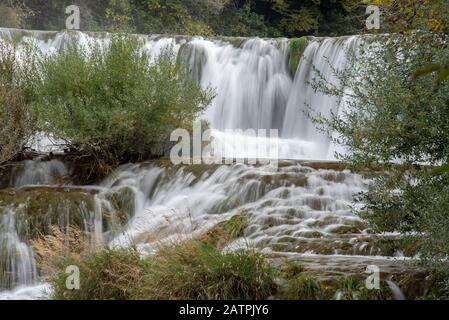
[0, 28, 358, 160]
[2, 29, 416, 300]
[0, 207, 37, 289]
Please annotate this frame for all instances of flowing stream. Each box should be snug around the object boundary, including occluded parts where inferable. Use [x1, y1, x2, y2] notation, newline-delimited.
[0, 28, 421, 299]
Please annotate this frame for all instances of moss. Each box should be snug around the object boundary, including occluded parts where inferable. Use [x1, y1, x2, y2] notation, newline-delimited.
[0, 186, 133, 239]
[200, 213, 249, 248]
[329, 225, 361, 235]
[288, 37, 308, 76]
[105, 187, 136, 226]
[181, 164, 221, 181]
[320, 171, 347, 183]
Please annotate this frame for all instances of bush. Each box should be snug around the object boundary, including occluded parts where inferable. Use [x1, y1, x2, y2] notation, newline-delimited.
[35, 35, 213, 177]
[0, 39, 37, 164]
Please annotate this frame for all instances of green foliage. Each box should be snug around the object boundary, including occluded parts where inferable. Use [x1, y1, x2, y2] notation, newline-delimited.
[211, 1, 279, 37]
[34, 35, 213, 175]
[51, 248, 149, 300]
[265, 0, 363, 36]
[277, 274, 328, 300]
[288, 37, 308, 76]
[312, 33, 449, 165]
[0, 39, 38, 164]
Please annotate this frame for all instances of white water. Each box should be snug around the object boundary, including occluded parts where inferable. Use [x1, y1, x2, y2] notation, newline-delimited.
[0, 157, 416, 299]
[0, 208, 37, 289]
[0, 28, 359, 160]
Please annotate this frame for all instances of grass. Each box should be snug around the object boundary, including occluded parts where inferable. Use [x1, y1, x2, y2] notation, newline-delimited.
[33, 225, 402, 300]
[133, 241, 275, 300]
[275, 261, 330, 300]
[33, 226, 275, 300]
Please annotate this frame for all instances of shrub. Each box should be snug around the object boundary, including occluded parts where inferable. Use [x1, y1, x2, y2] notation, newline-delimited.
[35, 35, 214, 178]
[0, 39, 37, 164]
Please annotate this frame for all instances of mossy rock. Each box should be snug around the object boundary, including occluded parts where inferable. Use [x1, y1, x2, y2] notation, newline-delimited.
[320, 171, 348, 183]
[0, 187, 99, 239]
[200, 213, 249, 248]
[0, 186, 134, 240]
[373, 237, 420, 257]
[288, 37, 308, 77]
[104, 187, 136, 226]
[328, 225, 361, 235]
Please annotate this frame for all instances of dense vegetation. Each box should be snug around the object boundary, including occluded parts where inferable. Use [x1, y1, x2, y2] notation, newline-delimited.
[33, 36, 213, 178]
[0, 0, 367, 37]
[311, 0, 449, 298]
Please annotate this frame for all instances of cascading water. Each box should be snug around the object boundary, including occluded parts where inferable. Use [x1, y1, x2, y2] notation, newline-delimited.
[0, 29, 417, 300]
[0, 207, 37, 289]
[0, 28, 357, 160]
